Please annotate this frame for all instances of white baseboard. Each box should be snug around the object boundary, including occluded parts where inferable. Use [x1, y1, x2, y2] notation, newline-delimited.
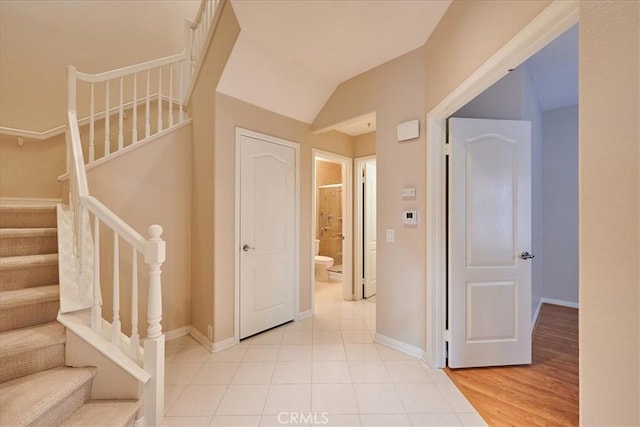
[166, 325, 238, 353]
[0, 197, 62, 206]
[541, 297, 579, 309]
[296, 309, 313, 321]
[164, 326, 192, 342]
[212, 336, 239, 353]
[374, 333, 426, 360]
[189, 327, 214, 352]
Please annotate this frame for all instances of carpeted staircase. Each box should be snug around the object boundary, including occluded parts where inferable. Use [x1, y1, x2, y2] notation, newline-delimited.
[0, 205, 141, 427]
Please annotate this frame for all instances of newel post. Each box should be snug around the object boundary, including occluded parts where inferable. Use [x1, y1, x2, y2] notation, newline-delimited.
[143, 224, 165, 427]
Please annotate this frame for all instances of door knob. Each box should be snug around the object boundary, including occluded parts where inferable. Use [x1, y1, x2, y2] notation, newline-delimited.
[520, 251, 535, 260]
[242, 244, 255, 252]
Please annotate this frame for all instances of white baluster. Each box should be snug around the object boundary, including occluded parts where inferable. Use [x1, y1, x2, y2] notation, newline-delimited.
[190, 30, 196, 77]
[112, 232, 121, 347]
[145, 70, 151, 138]
[78, 206, 88, 301]
[179, 63, 184, 123]
[89, 83, 95, 163]
[92, 215, 102, 332]
[65, 130, 73, 213]
[130, 250, 139, 360]
[145, 224, 165, 339]
[143, 224, 165, 427]
[104, 80, 110, 156]
[132, 72, 138, 144]
[168, 64, 174, 128]
[157, 67, 163, 132]
[118, 76, 124, 150]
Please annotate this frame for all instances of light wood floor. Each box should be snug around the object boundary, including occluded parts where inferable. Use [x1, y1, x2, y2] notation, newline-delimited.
[446, 303, 579, 426]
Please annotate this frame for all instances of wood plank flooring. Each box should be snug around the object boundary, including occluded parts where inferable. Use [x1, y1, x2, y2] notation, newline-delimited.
[446, 303, 579, 426]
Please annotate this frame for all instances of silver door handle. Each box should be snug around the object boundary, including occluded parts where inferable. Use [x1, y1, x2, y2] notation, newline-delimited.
[520, 251, 535, 260]
[242, 244, 255, 252]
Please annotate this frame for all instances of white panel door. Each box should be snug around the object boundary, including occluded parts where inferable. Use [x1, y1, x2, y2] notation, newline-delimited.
[364, 161, 377, 298]
[240, 135, 295, 339]
[448, 118, 532, 368]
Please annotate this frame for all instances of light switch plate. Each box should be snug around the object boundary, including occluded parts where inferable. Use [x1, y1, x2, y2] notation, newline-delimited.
[386, 229, 395, 243]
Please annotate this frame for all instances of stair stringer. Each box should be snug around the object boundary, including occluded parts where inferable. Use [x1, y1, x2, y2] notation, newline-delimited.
[64, 326, 141, 400]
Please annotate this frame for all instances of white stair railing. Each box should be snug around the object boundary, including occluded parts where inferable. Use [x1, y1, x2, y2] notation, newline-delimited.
[61, 1, 223, 425]
[189, 0, 221, 79]
[67, 55, 177, 427]
[66, 107, 166, 426]
[69, 51, 189, 166]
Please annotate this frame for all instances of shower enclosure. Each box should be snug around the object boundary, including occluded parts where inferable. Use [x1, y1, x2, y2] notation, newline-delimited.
[317, 184, 343, 269]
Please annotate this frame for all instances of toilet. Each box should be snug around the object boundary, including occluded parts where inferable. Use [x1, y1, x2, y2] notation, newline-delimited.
[314, 239, 334, 282]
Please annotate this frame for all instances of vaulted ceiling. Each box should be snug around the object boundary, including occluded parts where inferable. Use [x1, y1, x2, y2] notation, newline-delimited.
[218, 0, 452, 125]
[1, 0, 576, 137]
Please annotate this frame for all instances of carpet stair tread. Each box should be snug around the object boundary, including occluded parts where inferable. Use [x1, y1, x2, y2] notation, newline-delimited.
[60, 399, 142, 427]
[0, 367, 96, 426]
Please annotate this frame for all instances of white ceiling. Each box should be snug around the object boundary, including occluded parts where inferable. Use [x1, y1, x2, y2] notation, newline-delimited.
[218, 0, 452, 126]
[526, 24, 578, 111]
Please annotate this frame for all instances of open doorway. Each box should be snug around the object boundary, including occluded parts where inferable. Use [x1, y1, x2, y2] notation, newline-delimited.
[425, 0, 578, 370]
[311, 150, 352, 305]
[430, 14, 579, 427]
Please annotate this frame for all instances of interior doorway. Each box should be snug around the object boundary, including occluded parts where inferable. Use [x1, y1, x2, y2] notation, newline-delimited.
[425, 1, 579, 369]
[311, 150, 352, 307]
[354, 156, 377, 300]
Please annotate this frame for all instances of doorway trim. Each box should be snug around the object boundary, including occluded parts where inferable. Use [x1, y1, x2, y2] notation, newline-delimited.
[311, 149, 353, 308]
[235, 127, 301, 342]
[424, 0, 579, 369]
[354, 155, 376, 300]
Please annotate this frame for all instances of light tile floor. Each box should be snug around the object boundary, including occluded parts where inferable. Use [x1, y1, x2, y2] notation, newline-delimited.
[163, 281, 486, 427]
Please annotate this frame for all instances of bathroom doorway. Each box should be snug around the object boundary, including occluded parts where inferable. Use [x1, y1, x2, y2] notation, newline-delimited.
[311, 150, 352, 306]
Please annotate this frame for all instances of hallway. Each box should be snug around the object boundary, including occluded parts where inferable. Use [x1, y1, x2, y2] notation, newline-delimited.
[162, 281, 486, 426]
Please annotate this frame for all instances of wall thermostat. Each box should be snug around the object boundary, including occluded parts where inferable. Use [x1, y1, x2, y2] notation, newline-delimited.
[403, 210, 420, 225]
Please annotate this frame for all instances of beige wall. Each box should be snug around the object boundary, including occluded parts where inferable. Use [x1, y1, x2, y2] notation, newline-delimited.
[353, 131, 376, 158]
[0, 133, 65, 199]
[312, 0, 551, 352]
[189, 0, 240, 342]
[579, 1, 639, 424]
[214, 92, 352, 342]
[87, 124, 192, 335]
[314, 45, 429, 348]
[0, 0, 197, 132]
[315, 0, 639, 422]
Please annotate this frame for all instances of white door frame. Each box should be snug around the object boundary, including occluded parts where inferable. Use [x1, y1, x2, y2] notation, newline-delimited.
[424, 1, 578, 369]
[311, 149, 353, 306]
[354, 155, 376, 300]
[235, 127, 301, 341]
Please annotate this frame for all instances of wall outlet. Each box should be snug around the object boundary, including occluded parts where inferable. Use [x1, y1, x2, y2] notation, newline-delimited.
[207, 325, 213, 340]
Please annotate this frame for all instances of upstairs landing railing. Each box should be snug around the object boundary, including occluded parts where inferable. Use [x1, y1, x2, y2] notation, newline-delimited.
[68, 51, 189, 167]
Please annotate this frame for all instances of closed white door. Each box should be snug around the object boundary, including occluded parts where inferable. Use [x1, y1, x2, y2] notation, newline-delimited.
[239, 134, 296, 339]
[448, 118, 532, 368]
[363, 161, 377, 298]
